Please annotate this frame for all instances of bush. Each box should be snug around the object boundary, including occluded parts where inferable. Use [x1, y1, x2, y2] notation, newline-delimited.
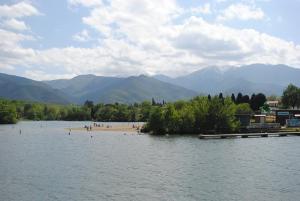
[0, 101, 17, 124]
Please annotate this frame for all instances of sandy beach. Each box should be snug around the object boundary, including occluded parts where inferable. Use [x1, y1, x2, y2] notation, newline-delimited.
[67, 124, 143, 133]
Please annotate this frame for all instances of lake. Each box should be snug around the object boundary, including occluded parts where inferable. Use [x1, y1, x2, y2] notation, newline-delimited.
[0, 121, 299, 201]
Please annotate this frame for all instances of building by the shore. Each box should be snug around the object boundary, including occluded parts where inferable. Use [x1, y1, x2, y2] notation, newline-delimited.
[266, 100, 279, 110]
[275, 109, 300, 126]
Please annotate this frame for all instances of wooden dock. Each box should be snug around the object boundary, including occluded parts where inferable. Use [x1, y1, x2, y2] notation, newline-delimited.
[198, 132, 300, 139]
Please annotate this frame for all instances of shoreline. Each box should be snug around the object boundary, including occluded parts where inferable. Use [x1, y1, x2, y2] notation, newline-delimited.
[199, 132, 300, 139]
[68, 125, 142, 133]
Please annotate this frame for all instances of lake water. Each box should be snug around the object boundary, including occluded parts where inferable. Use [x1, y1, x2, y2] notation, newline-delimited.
[0, 121, 299, 201]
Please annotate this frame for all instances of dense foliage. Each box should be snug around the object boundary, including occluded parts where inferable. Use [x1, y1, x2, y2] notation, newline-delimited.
[0, 99, 154, 124]
[143, 96, 252, 135]
[282, 84, 300, 109]
[0, 100, 18, 124]
[230, 92, 266, 111]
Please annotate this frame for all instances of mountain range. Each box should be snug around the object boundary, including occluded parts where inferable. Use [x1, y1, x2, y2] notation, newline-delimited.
[1, 64, 300, 104]
[0, 73, 70, 104]
[44, 74, 197, 104]
[153, 64, 300, 95]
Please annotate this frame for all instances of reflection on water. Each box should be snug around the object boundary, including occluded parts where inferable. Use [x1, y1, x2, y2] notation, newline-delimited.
[0, 121, 299, 201]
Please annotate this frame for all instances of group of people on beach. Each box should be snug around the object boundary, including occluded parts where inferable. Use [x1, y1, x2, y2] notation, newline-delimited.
[93, 123, 104, 127]
[81, 122, 142, 133]
[84, 123, 113, 131]
[66, 122, 143, 137]
[84, 125, 93, 131]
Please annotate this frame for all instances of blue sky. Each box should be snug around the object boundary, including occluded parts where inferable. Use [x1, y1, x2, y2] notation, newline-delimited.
[0, 0, 300, 80]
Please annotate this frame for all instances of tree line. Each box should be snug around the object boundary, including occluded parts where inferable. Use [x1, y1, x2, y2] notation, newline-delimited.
[0, 99, 155, 124]
[1, 84, 297, 129]
[0, 92, 267, 125]
[208, 92, 267, 112]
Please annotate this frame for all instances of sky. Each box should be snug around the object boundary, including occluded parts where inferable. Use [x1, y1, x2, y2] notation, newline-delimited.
[0, 0, 300, 80]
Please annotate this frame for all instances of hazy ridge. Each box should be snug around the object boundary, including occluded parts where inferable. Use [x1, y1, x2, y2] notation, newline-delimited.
[1, 64, 300, 104]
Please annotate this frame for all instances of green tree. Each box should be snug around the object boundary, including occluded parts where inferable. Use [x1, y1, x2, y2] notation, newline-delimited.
[250, 93, 267, 111]
[177, 104, 195, 133]
[151, 98, 156, 106]
[128, 105, 139, 122]
[217, 98, 239, 133]
[148, 107, 165, 134]
[260, 103, 270, 113]
[65, 106, 91, 121]
[205, 97, 238, 133]
[84, 100, 94, 108]
[0, 101, 17, 124]
[94, 105, 115, 121]
[231, 93, 236, 103]
[282, 84, 300, 109]
[140, 101, 152, 121]
[84, 100, 94, 118]
[23, 104, 44, 120]
[114, 104, 130, 121]
[192, 96, 209, 133]
[241, 95, 250, 104]
[235, 103, 252, 114]
[236, 93, 243, 104]
[44, 105, 60, 120]
[207, 94, 211, 101]
[218, 93, 224, 100]
[164, 104, 180, 133]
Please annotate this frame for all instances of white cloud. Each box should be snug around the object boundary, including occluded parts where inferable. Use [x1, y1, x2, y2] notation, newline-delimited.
[0, 28, 35, 70]
[173, 17, 300, 66]
[190, 3, 212, 15]
[0, 28, 34, 49]
[82, 0, 181, 41]
[217, 3, 265, 21]
[23, 70, 76, 81]
[2, 18, 29, 31]
[72, 29, 91, 42]
[1, 0, 300, 80]
[0, 2, 41, 18]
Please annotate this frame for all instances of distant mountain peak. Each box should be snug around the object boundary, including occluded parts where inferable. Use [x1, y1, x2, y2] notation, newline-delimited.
[73, 74, 97, 79]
